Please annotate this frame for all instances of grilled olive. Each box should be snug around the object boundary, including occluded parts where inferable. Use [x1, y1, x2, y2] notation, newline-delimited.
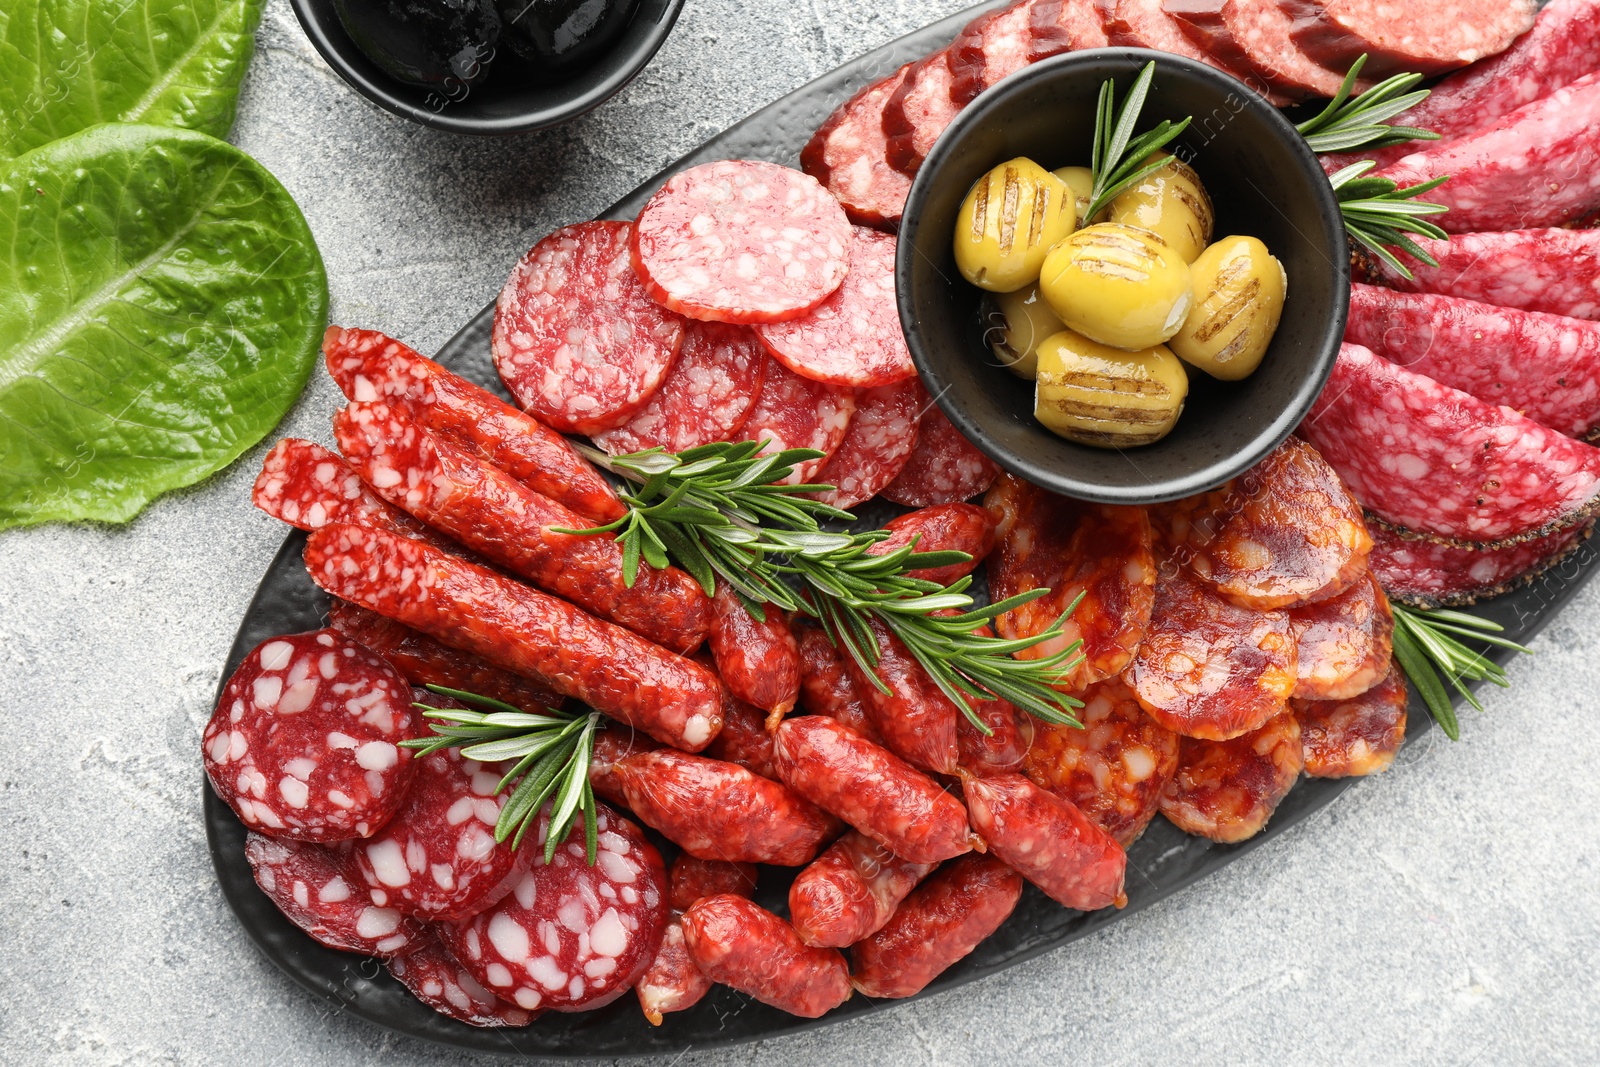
[954, 157, 1076, 292]
[1052, 165, 1107, 226]
[1108, 152, 1213, 264]
[1038, 223, 1193, 351]
[985, 285, 1064, 379]
[1034, 330, 1188, 447]
[1169, 235, 1287, 380]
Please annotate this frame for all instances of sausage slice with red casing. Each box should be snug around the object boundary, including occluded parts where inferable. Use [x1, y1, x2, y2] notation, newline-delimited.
[883, 49, 963, 177]
[799, 63, 915, 229]
[204, 628, 423, 841]
[1367, 521, 1592, 609]
[245, 834, 423, 957]
[302, 523, 724, 752]
[681, 895, 852, 1018]
[850, 853, 1024, 999]
[1293, 668, 1408, 778]
[1159, 711, 1303, 842]
[809, 379, 925, 511]
[788, 829, 935, 949]
[962, 772, 1127, 911]
[1366, 229, 1600, 322]
[1281, 0, 1536, 79]
[707, 586, 800, 718]
[387, 928, 535, 1027]
[771, 715, 976, 864]
[736, 355, 859, 486]
[1289, 572, 1394, 702]
[881, 405, 1000, 507]
[252, 438, 452, 552]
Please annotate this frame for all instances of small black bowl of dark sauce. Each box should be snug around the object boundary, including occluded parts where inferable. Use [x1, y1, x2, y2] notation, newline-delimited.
[291, 0, 684, 134]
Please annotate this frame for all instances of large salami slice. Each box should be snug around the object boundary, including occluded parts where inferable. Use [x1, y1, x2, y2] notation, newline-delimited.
[961, 773, 1127, 911]
[755, 228, 915, 387]
[630, 160, 852, 324]
[205, 629, 422, 841]
[1293, 668, 1407, 778]
[1299, 344, 1600, 545]
[441, 803, 668, 1013]
[1289, 572, 1394, 702]
[387, 928, 535, 1027]
[245, 834, 423, 957]
[1158, 710, 1303, 842]
[736, 356, 857, 485]
[1106, 0, 1250, 82]
[252, 439, 448, 550]
[950, 1, 1043, 105]
[1368, 229, 1600, 323]
[809, 380, 924, 511]
[1375, 72, 1600, 234]
[880, 405, 1000, 507]
[883, 49, 963, 176]
[1168, 0, 1363, 101]
[323, 327, 624, 523]
[799, 64, 915, 230]
[1367, 520, 1592, 607]
[1345, 284, 1600, 440]
[1280, 0, 1537, 79]
[987, 473, 1157, 690]
[1023, 678, 1180, 847]
[1029, 0, 1109, 55]
[493, 220, 685, 434]
[590, 321, 766, 455]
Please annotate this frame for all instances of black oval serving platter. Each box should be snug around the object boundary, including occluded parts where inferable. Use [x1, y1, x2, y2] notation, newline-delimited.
[206, 1, 1600, 1057]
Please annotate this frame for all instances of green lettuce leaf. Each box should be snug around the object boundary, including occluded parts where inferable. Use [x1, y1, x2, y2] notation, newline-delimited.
[0, 0, 265, 160]
[0, 123, 327, 529]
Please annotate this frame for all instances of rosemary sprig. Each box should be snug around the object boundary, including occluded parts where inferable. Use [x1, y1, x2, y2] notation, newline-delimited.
[401, 686, 602, 862]
[1295, 55, 1440, 155]
[1329, 160, 1449, 280]
[1390, 604, 1532, 741]
[565, 441, 1086, 730]
[1085, 61, 1193, 222]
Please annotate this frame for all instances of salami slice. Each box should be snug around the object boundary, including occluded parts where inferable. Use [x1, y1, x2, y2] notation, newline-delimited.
[987, 473, 1157, 690]
[252, 439, 448, 550]
[1345, 284, 1600, 439]
[492, 221, 685, 434]
[870, 502, 998, 586]
[1293, 668, 1408, 778]
[1022, 678, 1180, 847]
[950, 1, 1042, 105]
[1158, 711, 1304, 843]
[1298, 344, 1600, 545]
[441, 803, 667, 1013]
[1288, 572, 1394, 702]
[880, 405, 999, 507]
[962, 772, 1127, 911]
[799, 64, 915, 230]
[1168, 1, 1363, 101]
[1367, 520, 1592, 608]
[245, 834, 422, 957]
[1368, 229, 1600, 322]
[793, 622, 884, 744]
[668, 855, 758, 910]
[1029, 0, 1110, 55]
[630, 160, 853, 325]
[754, 228, 914, 387]
[323, 326, 624, 524]
[809, 379, 924, 511]
[387, 928, 535, 1027]
[634, 914, 712, 1025]
[1281, 0, 1537, 79]
[883, 49, 963, 176]
[204, 629, 422, 841]
[736, 356, 857, 485]
[1107, 0, 1250, 81]
[353, 740, 529, 921]
[1124, 572, 1298, 741]
[680, 895, 852, 1018]
[590, 321, 766, 455]
[787, 830, 934, 949]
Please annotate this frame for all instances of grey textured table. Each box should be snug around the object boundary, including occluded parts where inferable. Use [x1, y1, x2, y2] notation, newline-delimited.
[3, 1, 1598, 1062]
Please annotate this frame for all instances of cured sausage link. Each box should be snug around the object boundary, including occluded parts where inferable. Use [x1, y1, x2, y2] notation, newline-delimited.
[962, 772, 1127, 911]
[788, 829, 935, 949]
[669, 855, 758, 911]
[252, 438, 449, 550]
[680, 895, 852, 1018]
[771, 715, 975, 865]
[867, 502, 998, 586]
[302, 523, 724, 752]
[701, 680, 778, 779]
[849, 853, 1024, 999]
[707, 587, 800, 720]
[842, 615, 960, 775]
[793, 623, 882, 743]
[635, 915, 712, 1025]
[334, 401, 710, 654]
[322, 326, 624, 523]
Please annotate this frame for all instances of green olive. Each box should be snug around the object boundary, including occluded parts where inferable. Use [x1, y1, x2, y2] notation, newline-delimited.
[1034, 329, 1188, 447]
[1051, 166, 1106, 226]
[1169, 235, 1287, 380]
[987, 284, 1064, 379]
[954, 157, 1076, 292]
[1107, 152, 1213, 263]
[1038, 222, 1193, 351]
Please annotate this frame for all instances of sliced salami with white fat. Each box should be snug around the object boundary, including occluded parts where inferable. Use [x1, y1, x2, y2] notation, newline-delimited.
[880, 404, 999, 507]
[883, 50, 963, 177]
[204, 629, 422, 842]
[1281, 0, 1537, 79]
[493, 220, 686, 434]
[630, 160, 852, 325]
[246, 833, 423, 957]
[1029, 0, 1110, 55]
[950, 2, 1040, 105]
[810, 379, 925, 510]
[387, 927, 536, 1027]
[799, 65, 915, 230]
[1367, 519, 1593, 607]
[1368, 228, 1600, 322]
[737, 356, 858, 485]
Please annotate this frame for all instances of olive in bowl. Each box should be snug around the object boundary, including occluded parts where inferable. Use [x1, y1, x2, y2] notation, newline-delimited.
[896, 49, 1348, 506]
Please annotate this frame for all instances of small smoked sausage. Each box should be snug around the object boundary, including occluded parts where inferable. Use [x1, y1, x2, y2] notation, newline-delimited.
[635, 915, 712, 1025]
[669, 855, 759, 911]
[867, 502, 999, 586]
[788, 830, 935, 948]
[702, 677, 778, 780]
[680, 895, 852, 1018]
[842, 616, 960, 775]
[850, 853, 1023, 999]
[794, 623, 883, 743]
[589, 727, 660, 806]
[962, 772, 1126, 911]
[708, 587, 801, 717]
[1159, 711, 1304, 843]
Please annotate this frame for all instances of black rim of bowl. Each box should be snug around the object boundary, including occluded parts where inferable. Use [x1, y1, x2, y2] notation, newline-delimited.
[287, 0, 687, 135]
[896, 47, 1349, 505]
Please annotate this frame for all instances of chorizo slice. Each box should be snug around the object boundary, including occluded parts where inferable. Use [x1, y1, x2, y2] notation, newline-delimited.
[961, 772, 1127, 911]
[1294, 669, 1408, 779]
[245, 834, 423, 958]
[1158, 711, 1304, 843]
[387, 928, 535, 1027]
[635, 914, 712, 1025]
[1289, 571, 1394, 702]
[841, 615, 960, 775]
[849, 853, 1023, 999]
[681, 895, 852, 1018]
[707, 586, 800, 718]
[771, 715, 976, 864]
[787, 830, 935, 949]
[868, 501, 998, 587]
[793, 622, 883, 744]
[987, 472, 1157, 691]
[668, 855, 758, 911]
[1023, 677, 1180, 847]
[1124, 572, 1298, 741]
[611, 749, 840, 866]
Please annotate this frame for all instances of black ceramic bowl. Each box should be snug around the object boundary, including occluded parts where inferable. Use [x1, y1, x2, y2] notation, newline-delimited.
[289, 0, 685, 135]
[897, 48, 1348, 505]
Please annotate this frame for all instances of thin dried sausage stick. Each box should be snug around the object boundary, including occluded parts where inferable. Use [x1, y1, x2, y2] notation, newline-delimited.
[788, 829, 935, 949]
[589, 728, 661, 805]
[962, 772, 1127, 911]
[868, 502, 998, 587]
[707, 586, 800, 718]
[681, 895, 852, 1018]
[701, 676, 779, 779]
[841, 615, 960, 776]
[635, 915, 712, 1025]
